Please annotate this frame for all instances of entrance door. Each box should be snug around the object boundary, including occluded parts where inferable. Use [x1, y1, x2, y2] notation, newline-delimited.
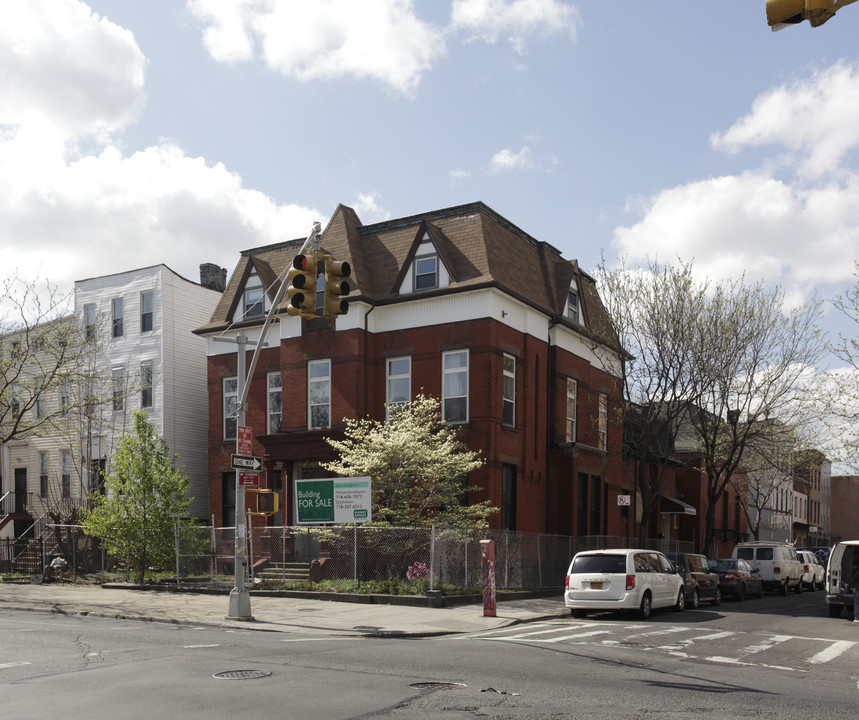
[14, 468, 27, 513]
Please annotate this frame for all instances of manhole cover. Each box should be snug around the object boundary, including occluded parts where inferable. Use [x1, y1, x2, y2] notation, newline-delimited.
[213, 670, 272, 680]
[409, 682, 467, 691]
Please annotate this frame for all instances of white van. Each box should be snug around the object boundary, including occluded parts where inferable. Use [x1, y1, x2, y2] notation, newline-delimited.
[564, 549, 685, 619]
[732, 542, 803, 595]
[825, 540, 859, 619]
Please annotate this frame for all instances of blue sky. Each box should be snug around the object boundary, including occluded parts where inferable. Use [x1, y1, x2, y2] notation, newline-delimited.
[3, 1, 859, 322]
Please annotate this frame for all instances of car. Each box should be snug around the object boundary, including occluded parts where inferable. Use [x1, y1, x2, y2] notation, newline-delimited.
[665, 552, 721, 608]
[708, 558, 764, 600]
[732, 542, 803, 595]
[796, 550, 825, 591]
[825, 540, 859, 619]
[564, 548, 686, 620]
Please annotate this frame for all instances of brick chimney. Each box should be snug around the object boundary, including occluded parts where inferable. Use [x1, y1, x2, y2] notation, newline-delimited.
[199, 263, 227, 292]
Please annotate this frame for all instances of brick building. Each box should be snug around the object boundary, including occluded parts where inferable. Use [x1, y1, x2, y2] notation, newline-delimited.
[195, 202, 628, 535]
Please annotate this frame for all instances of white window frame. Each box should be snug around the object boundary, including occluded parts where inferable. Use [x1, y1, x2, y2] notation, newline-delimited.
[223, 377, 237, 440]
[39, 451, 49, 499]
[140, 361, 153, 409]
[566, 378, 577, 443]
[386, 356, 411, 420]
[112, 367, 125, 412]
[59, 382, 70, 417]
[141, 291, 154, 333]
[598, 392, 608, 451]
[442, 349, 469, 424]
[112, 298, 124, 338]
[502, 353, 515, 427]
[267, 372, 282, 434]
[414, 254, 438, 291]
[567, 289, 579, 324]
[308, 360, 331, 430]
[84, 304, 97, 341]
[60, 450, 71, 499]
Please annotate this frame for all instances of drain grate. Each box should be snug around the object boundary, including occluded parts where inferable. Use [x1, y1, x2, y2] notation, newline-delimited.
[213, 670, 272, 680]
[409, 682, 467, 691]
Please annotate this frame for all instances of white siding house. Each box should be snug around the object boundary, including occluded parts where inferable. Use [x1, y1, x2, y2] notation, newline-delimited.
[73, 265, 222, 519]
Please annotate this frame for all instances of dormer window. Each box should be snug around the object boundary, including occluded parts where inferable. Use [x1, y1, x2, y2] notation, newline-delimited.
[414, 254, 438, 290]
[243, 270, 265, 319]
[567, 289, 579, 324]
[244, 286, 264, 319]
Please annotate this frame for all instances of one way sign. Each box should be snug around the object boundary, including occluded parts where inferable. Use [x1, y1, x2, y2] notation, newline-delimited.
[231, 454, 263, 471]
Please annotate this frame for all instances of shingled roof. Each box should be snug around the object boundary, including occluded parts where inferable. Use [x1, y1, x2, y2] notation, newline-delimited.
[194, 201, 621, 351]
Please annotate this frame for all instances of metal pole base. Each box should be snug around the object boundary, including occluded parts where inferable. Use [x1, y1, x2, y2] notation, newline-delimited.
[227, 587, 254, 621]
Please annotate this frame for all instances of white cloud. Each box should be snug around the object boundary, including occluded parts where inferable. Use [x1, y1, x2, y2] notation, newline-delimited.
[449, 168, 472, 185]
[711, 62, 859, 180]
[612, 62, 859, 300]
[187, 0, 446, 97]
[0, 0, 321, 293]
[489, 146, 535, 174]
[450, 0, 580, 54]
[0, 0, 145, 135]
[351, 192, 391, 223]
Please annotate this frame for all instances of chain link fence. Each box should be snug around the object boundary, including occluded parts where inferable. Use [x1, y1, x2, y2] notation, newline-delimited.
[3, 524, 694, 592]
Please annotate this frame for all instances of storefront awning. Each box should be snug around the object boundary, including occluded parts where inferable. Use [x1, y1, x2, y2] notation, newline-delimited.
[660, 495, 697, 516]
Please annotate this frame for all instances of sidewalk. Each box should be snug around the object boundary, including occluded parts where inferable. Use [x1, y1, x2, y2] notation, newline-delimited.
[0, 583, 567, 637]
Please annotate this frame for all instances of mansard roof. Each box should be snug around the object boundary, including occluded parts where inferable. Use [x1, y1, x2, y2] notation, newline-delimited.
[195, 201, 621, 350]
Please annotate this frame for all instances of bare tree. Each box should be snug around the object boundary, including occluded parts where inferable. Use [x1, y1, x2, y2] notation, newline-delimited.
[593, 259, 709, 546]
[685, 277, 824, 557]
[0, 274, 84, 445]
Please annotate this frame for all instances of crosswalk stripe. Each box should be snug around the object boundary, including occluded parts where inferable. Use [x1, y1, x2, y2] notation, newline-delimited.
[808, 640, 856, 665]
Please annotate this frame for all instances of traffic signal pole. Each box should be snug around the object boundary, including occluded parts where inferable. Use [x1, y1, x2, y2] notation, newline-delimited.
[219, 221, 323, 621]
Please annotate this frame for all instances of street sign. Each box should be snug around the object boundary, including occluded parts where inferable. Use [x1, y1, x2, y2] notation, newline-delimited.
[617, 495, 631, 506]
[239, 471, 259, 487]
[237, 425, 253, 456]
[231, 454, 262, 471]
[295, 477, 372, 524]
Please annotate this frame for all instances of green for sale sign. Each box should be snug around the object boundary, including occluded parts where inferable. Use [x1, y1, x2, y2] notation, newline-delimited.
[294, 477, 372, 524]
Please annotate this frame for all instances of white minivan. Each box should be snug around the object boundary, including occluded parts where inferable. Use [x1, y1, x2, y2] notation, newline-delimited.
[732, 542, 803, 595]
[825, 540, 859, 619]
[564, 549, 686, 619]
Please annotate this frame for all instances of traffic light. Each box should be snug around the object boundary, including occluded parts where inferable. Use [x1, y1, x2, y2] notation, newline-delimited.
[286, 252, 317, 317]
[246, 489, 279, 516]
[766, 0, 855, 30]
[322, 256, 351, 318]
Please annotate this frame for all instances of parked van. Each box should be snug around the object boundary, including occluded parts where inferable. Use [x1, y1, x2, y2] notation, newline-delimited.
[825, 540, 859, 619]
[732, 542, 803, 595]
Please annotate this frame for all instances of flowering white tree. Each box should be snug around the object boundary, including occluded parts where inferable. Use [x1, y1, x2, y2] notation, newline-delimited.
[323, 394, 494, 528]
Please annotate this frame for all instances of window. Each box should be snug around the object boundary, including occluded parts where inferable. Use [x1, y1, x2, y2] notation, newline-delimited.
[414, 254, 438, 290]
[61, 450, 71, 499]
[598, 393, 608, 451]
[34, 379, 46, 419]
[267, 372, 282, 434]
[10, 341, 20, 359]
[59, 382, 70, 417]
[39, 452, 49, 499]
[244, 286, 265, 320]
[10, 386, 20, 421]
[84, 304, 97, 341]
[502, 463, 517, 531]
[223, 377, 237, 440]
[140, 291, 153, 332]
[140, 362, 153, 408]
[565, 378, 577, 443]
[308, 360, 331, 429]
[112, 298, 124, 338]
[567, 290, 579, 323]
[112, 368, 125, 411]
[442, 350, 468, 423]
[386, 357, 411, 419]
[502, 354, 515, 427]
